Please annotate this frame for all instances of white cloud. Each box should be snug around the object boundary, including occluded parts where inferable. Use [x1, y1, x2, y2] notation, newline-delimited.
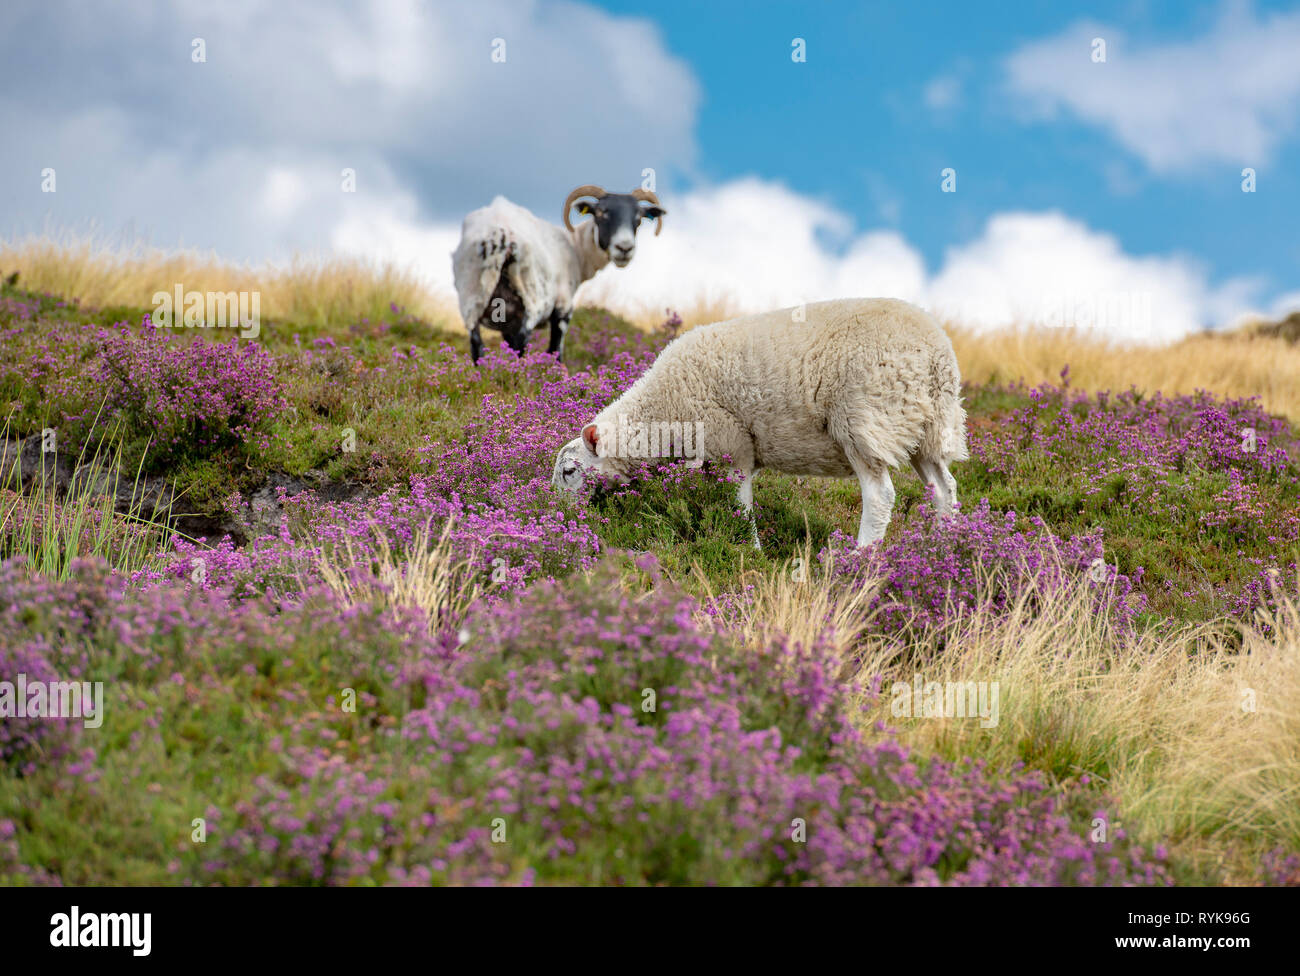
[318, 0, 440, 91]
[1004, 5, 1300, 172]
[331, 189, 463, 284]
[926, 211, 1253, 341]
[261, 168, 313, 223]
[1227, 288, 1300, 326]
[0, 0, 699, 260]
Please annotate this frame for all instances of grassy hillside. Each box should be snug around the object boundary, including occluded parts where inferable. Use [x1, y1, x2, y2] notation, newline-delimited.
[2, 250, 1298, 886]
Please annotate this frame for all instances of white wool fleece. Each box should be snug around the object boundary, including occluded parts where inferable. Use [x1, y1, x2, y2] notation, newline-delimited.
[552, 298, 968, 547]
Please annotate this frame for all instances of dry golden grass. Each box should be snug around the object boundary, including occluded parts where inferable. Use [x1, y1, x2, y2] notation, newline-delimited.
[308, 519, 482, 634]
[691, 540, 881, 664]
[948, 324, 1300, 424]
[903, 593, 1296, 882]
[0, 235, 458, 330]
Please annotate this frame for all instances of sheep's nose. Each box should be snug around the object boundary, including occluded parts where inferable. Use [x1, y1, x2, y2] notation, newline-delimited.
[614, 244, 634, 257]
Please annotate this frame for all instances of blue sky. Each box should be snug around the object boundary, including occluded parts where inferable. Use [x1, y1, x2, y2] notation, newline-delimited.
[2, 0, 1298, 338]
[596, 0, 1299, 293]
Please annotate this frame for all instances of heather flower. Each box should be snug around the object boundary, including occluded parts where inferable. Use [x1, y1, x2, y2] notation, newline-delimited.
[813, 497, 1145, 637]
[94, 319, 286, 461]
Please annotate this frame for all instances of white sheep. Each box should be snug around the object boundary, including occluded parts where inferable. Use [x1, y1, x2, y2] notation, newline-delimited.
[451, 185, 666, 363]
[551, 298, 968, 547]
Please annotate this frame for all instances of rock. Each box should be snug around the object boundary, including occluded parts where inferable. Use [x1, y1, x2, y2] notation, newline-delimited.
[69, 461, 176, 516]
[180, 471, 375, 545]
[0, 435, 77, 495]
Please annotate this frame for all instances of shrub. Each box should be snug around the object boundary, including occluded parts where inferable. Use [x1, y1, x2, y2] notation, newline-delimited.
[817, 497, 1145, 637]
[95, 319, 286, 463]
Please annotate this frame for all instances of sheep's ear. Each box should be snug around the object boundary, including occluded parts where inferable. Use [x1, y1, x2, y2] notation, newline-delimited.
[640, 206, 666, 220]
[582, 424, 599, 454]
[574, 201, 596, 216]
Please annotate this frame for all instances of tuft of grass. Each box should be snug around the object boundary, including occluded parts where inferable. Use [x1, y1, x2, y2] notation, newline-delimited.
[0, 420, 181, 579]
[307, 517, 483, 634]
[692, 535, 881, 665]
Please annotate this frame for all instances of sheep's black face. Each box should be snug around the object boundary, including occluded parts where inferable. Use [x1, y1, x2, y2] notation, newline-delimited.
[573, 194, 665, 268]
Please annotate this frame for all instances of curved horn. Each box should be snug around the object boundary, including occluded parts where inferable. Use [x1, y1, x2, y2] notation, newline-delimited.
[630, 188, 666, 236]
[563, 185, 607, 232]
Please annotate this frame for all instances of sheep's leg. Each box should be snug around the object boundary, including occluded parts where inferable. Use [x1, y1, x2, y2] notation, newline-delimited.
[735, 470, 761, 550]
[909, 453, 957, 517]
[849, 458, 895, 547]
[469, 326, 484, 364]
[547, 312, 570, 361]
[833, 416, 896, 545]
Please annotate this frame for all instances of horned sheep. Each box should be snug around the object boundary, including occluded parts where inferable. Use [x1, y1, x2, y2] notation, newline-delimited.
[551, 298, 968, 548]
[451, 184, 665, 363]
